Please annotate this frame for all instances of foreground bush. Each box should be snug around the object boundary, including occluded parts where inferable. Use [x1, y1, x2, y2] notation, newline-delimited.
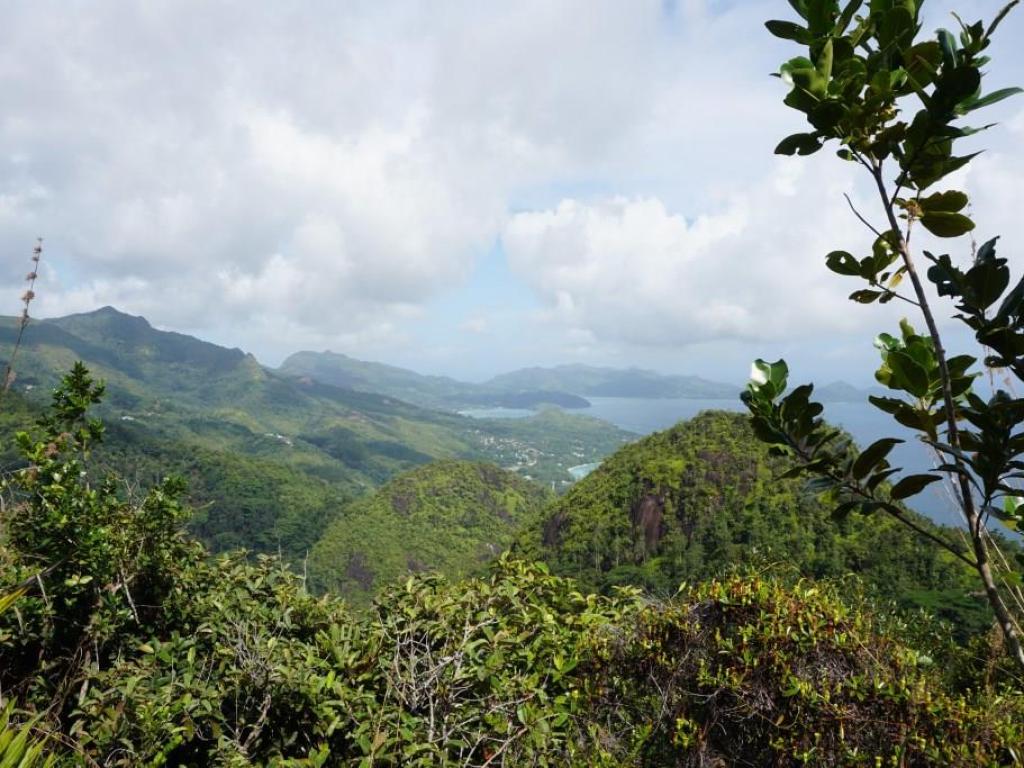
[54, 560, 1020, 766]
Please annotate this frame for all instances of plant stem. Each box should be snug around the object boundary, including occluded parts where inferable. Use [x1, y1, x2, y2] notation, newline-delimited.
[1, 239, 43, 400]
[870, 162, 1024, 669]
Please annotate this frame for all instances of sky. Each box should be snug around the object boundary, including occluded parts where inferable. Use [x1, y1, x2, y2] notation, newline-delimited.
[1, 0, 1022, 384]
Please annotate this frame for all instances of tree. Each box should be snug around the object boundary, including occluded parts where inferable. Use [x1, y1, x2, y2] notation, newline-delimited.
[0, 363, 200, 716]
[742, 0, 1024, 668]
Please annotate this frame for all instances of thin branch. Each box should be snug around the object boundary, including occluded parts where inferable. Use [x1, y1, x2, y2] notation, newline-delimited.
[784, 436, 977, 569]
[869, 158, 1024, 669]
[882, 504, 977, 568]
[844, 194, 883, 238]
[875, 286, 921, 308]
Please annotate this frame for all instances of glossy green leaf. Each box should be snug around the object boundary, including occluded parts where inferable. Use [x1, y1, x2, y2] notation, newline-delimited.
[890, 473, 942, 499]
[919, 190, 968, 213]
[960, 86, 1022, 112]
[766, 19, 813, 43]
[775, 132, 824, 156]
[826, 250, 860, 276]
[888, 350, 930, 397]
[852, 438, 902, 480]
[919, 211, 975, 238]
[850, 289, 883, 303]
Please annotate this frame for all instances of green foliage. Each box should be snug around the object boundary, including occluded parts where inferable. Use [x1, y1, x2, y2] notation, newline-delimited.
[339, 558, 641, 766]
[1, 308, 631, 558]
[0, 592, 55, 768]
[41, 559, 1024, 766]
[576, 573, 1024, 765]
[768, 0, 1019, 191]
[73, 553, 349, 765]
[308, 460, 552, 605]
[2, 377, 1022, 765]
[752, 0, 1024, 666]
[520, 410, 1002, 637]
[0, 364, 202, 724]
[94, 425, 353, 561]
[0, 705, 54, 768]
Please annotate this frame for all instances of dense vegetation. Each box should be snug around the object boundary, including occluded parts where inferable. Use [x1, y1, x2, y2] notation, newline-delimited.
[308, 460, 551, 605]
[1, 364, 1022, 766]
[0, 308, 631, 559]
[519, 410, 1011, 636]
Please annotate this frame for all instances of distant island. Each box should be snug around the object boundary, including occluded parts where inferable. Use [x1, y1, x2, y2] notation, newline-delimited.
[280, 354, 880, 411]
[480, 364, 737, 399]
[280, 354, 741, 409]
[454, 390, 590, 410]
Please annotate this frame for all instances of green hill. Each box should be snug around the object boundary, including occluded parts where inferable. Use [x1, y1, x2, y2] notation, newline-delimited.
[280, 349, 591, 410]
[308, 460, 552, 604]
[518, 410, 997, 634]
[4, 367, 1021, 765]
[1, 309, 631, 559]
[279, 349, 473, 410]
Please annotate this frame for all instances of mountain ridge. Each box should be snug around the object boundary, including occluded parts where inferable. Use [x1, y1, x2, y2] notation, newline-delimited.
[1, 306, 632, 558]
[10, 307, 879, 409]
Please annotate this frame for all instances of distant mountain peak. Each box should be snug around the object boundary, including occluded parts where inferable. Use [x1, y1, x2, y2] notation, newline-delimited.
[60, 305, 153, 328]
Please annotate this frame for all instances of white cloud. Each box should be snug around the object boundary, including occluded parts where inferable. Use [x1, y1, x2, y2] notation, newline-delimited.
[503, 156, 909, 348]
[0, 0, 1020, 375]
[459, 314, 490, 335]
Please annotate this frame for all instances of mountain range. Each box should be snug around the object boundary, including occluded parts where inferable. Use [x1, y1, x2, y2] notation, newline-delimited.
[1, 306, 884, 564]
[280, 354, 742, 407]
[0, 307, 631, 559]
[281, 352, 879, 407]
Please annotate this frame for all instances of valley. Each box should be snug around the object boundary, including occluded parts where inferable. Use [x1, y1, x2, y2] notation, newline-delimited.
[0, 308, 632, 561]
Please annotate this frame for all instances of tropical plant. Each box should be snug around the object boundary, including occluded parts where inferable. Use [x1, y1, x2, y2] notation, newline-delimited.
[742, 0, 1024, 668]
[0, 363, 201, 720]
[0, 590, 56, 767]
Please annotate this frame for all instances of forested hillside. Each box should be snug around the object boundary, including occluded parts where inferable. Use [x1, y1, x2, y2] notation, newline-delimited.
[519, 410, 1005, 635]
[0, 308, 631, 560]
[1, 372, 1021, 764]
[308, 460, 551, 604]
[280, 349, 475, 410]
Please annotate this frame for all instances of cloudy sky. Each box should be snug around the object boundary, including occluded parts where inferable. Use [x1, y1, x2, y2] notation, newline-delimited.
[1, 0, 1022, 383]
